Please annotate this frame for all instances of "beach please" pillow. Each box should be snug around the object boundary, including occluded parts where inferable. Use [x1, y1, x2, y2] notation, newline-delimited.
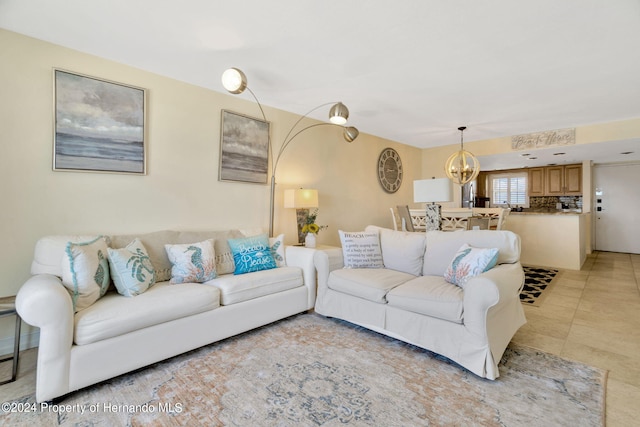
[228, 234, 278, 275]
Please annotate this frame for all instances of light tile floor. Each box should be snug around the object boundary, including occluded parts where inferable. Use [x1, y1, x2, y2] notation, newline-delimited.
[512, 251, 640, 426]
[1, 251, 638, 425]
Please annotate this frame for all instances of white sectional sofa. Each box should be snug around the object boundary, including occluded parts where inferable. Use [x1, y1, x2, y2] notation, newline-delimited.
[314, 226, 526, 380]
[16, 229, 316, 403]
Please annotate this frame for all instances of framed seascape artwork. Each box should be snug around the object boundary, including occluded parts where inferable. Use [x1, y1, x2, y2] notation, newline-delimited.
[219, 110, 270, 184]
[53, 69, 147, 174]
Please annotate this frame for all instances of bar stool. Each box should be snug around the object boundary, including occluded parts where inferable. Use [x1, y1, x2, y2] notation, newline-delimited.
[0, 296, 21, 385]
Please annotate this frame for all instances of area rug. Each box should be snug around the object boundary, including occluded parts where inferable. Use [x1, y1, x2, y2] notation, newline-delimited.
[521, 266, 560, 306]
[1, 313, 605, 426]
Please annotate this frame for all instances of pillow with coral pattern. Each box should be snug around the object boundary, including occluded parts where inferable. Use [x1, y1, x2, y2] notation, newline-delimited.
[444, 243, 499, 288]
[164, 239, 217, 284]
[107, 238, 156, 297]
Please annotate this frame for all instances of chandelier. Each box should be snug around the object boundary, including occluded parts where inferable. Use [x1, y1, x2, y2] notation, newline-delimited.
[445, 126, 480, 185]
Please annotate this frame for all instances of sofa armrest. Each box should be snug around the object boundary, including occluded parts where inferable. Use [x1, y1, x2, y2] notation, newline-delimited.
[16, 274, 74, 402]
[313, 248, 344, 296]
[462, 263, 524, 337]
[284, 246, 318, 309]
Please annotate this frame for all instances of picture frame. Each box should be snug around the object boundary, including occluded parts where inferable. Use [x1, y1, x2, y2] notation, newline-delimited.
[53, 69, 147, 174]
[219, 110, 270, 184]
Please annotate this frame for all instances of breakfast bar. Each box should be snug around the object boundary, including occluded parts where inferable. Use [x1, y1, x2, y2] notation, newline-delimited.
[507, 210, 590, 270]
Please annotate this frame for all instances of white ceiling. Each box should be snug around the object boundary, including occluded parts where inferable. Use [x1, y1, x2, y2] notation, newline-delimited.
[1, 0, 639, 169]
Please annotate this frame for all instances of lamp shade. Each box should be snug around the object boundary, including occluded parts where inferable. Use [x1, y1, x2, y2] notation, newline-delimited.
[284, 188, 319, 208]
[221, 68, 247, 94]
[413, 178, 453, 203]
[343, 126, 359, 142]
[328, 102, 349, 125]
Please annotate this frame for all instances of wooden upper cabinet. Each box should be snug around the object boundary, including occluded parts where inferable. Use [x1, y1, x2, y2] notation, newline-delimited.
[528, 168, 545, 196]
[544, 164, 582, 195]
[564, 164, 582, 195]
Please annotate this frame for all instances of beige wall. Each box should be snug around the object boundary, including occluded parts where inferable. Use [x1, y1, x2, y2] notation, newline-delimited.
[0, 30, 422, 345]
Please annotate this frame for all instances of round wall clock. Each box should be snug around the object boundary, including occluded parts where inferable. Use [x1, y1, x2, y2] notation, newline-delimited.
[377, 148, 403, 193]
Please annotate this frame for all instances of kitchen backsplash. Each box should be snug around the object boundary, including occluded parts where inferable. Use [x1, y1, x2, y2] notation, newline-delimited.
[529, 196, 583, 210]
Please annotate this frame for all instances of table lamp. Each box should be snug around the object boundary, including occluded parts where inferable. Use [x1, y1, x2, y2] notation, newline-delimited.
[284, 188, 319, 244]
[413, 178, 453, 231]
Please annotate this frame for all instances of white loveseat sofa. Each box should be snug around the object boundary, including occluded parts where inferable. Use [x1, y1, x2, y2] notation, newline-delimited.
[314, 226, 526, 380]
[16, 229, 316, 403]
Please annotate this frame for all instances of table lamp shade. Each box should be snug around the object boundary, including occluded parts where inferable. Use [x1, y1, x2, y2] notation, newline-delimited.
[413, 178, 453, 203]
[284, 189, 319, 208]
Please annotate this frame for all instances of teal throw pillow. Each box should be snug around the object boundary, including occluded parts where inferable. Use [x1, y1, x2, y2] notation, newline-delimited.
[107, 238, 157, 297]
[61, 236, 111, 312]
[228, 234, 278, 275]
[444, 243, 499, 287]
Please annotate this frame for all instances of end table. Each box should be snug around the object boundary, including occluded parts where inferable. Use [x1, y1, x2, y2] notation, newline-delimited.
[0, 296, 20, 385]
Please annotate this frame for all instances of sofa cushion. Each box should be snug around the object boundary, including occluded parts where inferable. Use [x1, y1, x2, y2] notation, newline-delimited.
[107, 238, 156, 297]
[338, 230, 384, 268]
[207, 266, 303, 305]
[61, 236, 111, 312]
[423, 230, 520, 276]
[165, 239, 218, 284]
[386, 276, 464, 323]
[444, 243, 499, 287]
[328, 268, 415, 303]
[366, 225, 425, 276]
[74, 282, 220, 345]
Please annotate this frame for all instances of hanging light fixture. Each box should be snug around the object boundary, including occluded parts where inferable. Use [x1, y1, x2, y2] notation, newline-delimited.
[445, 126, 480, 186]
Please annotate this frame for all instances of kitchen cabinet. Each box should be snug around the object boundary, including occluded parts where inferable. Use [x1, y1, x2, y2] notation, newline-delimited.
[545, 164, 582, 195]
[528, 168, 545, 196]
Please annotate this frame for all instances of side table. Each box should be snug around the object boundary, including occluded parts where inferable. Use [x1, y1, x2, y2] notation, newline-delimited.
[0, 296, 20, 385]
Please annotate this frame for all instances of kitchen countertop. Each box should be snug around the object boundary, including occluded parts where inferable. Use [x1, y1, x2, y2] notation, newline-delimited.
[510, 209, 585, 215]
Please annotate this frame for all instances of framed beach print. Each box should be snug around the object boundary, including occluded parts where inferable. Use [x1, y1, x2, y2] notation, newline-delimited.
[53, 69, 147, 174]
[219, 110, 270, 184]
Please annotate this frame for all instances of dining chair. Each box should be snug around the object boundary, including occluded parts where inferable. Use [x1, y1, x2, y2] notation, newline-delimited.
[396, 205, 416, 232]
[389, 207, 400, 231]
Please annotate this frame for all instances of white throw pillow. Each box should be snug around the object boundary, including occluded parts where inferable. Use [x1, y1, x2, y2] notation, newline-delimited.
[165, 239, 217, 284]
[61, 236, 110, 312]
[444, 243, 499, 287]
[107, 238, 156, 297]
[339, 230, 384, 269]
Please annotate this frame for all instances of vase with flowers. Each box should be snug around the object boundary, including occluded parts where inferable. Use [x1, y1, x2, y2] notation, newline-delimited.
[301, 209, 327, 248]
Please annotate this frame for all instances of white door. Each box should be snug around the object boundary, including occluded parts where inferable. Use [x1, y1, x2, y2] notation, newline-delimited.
[594, 162, 640, 254]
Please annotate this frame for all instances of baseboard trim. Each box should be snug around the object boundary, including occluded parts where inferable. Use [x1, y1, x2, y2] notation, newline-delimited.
[0, 329, 39, 357]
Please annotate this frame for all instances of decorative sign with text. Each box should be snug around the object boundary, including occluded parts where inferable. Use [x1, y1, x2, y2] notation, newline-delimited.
[511, 128, 575, 151]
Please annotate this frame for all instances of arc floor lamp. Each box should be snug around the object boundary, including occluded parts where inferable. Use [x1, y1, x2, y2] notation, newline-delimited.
[221, 67, 359, 237]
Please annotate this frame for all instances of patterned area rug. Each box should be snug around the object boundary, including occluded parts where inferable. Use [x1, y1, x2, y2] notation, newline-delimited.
[521, 266, 560, 306]
[1, 313, 605, 426]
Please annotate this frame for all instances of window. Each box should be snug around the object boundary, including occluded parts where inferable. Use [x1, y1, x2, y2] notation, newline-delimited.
[489, 172, 528, 207]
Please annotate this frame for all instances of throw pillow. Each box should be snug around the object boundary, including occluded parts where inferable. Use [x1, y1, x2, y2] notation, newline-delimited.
[269, 234, 286, 267]
[61, 236, 111, 312]
[164, 239, 217, 284]
[107, 238, 157, 297]
[444, 243, 499, 287]
[228, 234, 278, 275]
[338, 230, 384, 269]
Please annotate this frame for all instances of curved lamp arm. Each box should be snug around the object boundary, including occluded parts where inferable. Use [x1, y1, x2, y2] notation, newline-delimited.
[221, 68, 359, 237]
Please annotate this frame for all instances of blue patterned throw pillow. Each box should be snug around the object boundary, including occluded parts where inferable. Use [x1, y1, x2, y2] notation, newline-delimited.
[107, 238, 157, 297]
[228, 234, 277, 275]
[444, 243, 499, 287]
[165, 239, 217, 284]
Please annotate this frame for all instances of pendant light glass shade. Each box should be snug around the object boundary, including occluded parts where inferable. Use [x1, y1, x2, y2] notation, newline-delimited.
[329, 102, 349, 124]
[221, 68, 247, 94]
[445, 126, 480, 185]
